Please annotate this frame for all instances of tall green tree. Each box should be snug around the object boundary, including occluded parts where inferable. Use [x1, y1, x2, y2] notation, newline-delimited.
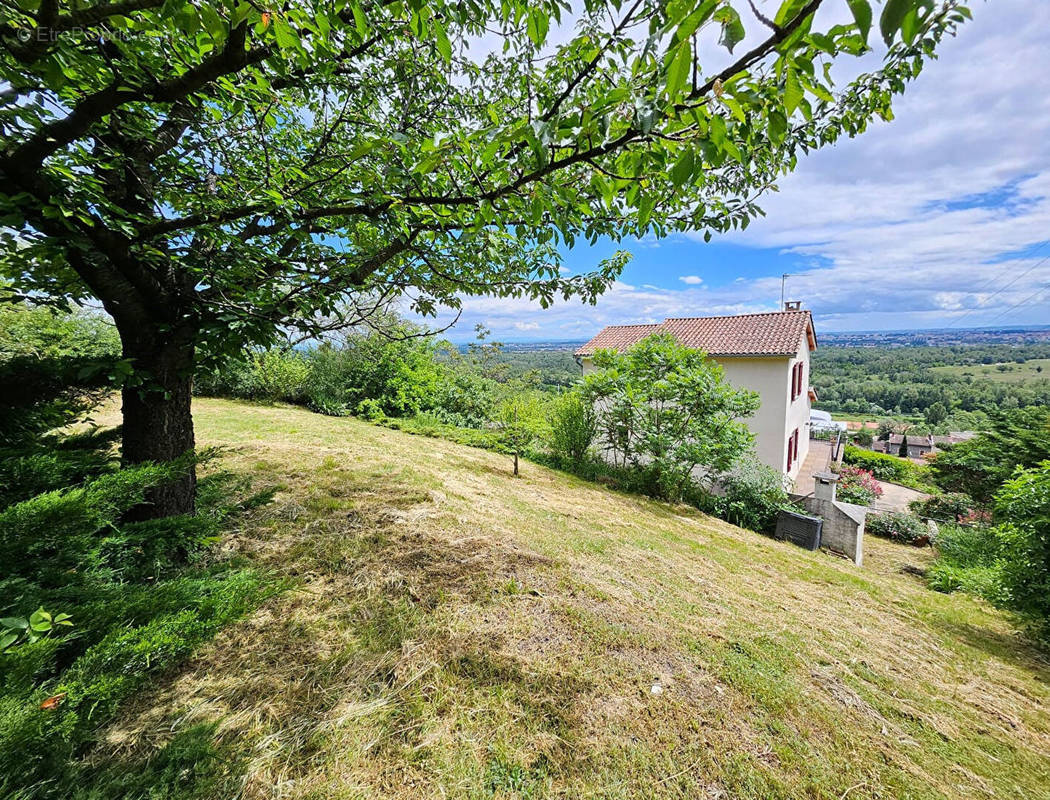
[1, 0, 968, 516]
[930, 407, 1050, 505]
[992, 461, 1050, 643]
[583, 332, 759, 500]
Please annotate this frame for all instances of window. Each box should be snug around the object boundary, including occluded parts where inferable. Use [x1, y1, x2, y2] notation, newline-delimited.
[790, 361, 804, 401]
[787, 428, 800, 472]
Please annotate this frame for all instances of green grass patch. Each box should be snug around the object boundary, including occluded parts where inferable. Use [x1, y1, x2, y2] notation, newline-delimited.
[0, 460, 284, 799]
[929, 359, 1050, 384]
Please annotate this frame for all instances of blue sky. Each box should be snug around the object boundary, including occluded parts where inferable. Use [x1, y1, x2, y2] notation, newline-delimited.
[423, 0, 1050, 342]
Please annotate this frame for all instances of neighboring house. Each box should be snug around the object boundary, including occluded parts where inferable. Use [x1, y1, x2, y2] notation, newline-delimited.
[574, 307, 817, 480]
[873, 433, 934, 460]
[931, 431, 977, 449]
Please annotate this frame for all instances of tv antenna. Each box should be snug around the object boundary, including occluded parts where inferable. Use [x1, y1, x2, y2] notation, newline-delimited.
[780, 273, 792, 309]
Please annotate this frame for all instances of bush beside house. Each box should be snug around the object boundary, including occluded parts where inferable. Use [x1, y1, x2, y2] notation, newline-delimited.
[835, 465, 883, 506]
[842, 445, 934, 491]
[866, 511, 930, 545]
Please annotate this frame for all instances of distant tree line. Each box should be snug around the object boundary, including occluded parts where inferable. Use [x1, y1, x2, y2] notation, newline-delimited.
[810, 344, 1050, 419]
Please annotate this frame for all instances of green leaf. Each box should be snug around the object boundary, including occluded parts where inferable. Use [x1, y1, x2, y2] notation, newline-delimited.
[670, 149, 694, 187]
[664, 41, 692, 99]
[272, 16, 298, 49]
[671, 0, 718, 45]
[0, 617, 28, 630]
[721, 96, 746, 123]
[768, 110, 787, 145]
[0, 631, 18, 650]
[197, 3, 226, 41]
[29, 608, 52, 632]
[846, 0, 873, 43]
[351, 2, 368, 37]
[526, 9, 549, 47]
[774, 0, 811, 28]
[880, 0, 911, 46]
[783, 67, 803, 117]
[714, 7, 745, 54]
[637, 195, 655, 230]
[900, 7, 920, 43]
[433, 19, 452, 63]
[230, 2, 252, 28]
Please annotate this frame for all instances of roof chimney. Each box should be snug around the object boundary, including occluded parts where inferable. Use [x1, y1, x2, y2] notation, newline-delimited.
[784, 300, 802, 311]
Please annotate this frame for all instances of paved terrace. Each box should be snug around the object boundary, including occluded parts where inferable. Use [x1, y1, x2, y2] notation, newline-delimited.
[791, 440, 833, 497]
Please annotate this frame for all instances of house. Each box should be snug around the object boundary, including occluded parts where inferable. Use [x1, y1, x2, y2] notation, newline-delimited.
[574, 307, 817, 480]
[931, 431, 977, 449]
[873, 433, 934, 460]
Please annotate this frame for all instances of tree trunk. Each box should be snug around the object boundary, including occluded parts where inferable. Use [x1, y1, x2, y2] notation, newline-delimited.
[119, 328, 197, 519]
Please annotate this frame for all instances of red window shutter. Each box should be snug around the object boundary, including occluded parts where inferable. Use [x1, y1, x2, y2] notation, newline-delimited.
[787, 434, 794, 470]
[790, 363, 797, 400]
[798, 363, 805, 396]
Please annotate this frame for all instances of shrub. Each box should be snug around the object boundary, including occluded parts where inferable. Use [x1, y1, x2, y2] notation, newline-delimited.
[843, 445, 915, 482]
[866, 511, 930, 545]
[927, 524, 1004, 599]
[546, 391, 596, 469]
[909, 492, 979, 523]
[583, 333, 758, 502]
[430, 366, 499, 428]
[380, 412, 506, 451]
[0, 459, 279, 795]
[197, 350, 308, 404]
[836, 465, 883, 506]
[494, 391, 548, 476]
[0, 304, 120, 447]
[252, 350, 309, 403]
[0, 427, 121, 508]
[706, 458, 793, 533]
[355, 397, 386, 421]
[928, 407, 1050, 504]
[927, 461, 1050, 644]
[308, 394, 350, 417]
[304, 327, 440, 418]
[993, 461, 1050, 642]
[853, 428, 875, 447]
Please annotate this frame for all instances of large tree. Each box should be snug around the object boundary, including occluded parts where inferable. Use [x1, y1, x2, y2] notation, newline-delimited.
[0, 0, 969, 516]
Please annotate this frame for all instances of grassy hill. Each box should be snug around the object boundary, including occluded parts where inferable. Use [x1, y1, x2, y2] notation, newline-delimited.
[87, 399, 1050, 799]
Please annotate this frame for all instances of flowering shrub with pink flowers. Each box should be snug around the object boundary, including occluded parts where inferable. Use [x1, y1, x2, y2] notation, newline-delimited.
[836, 465, 883, 506]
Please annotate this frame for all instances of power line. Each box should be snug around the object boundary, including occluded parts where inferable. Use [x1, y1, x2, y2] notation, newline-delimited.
[981, 284, 1049, 328]
[946, 244, 1050, 329]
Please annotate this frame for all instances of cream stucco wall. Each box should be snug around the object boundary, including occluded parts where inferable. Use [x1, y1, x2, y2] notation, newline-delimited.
[785, 335, 812, 480]
[580, 332, 812, 480]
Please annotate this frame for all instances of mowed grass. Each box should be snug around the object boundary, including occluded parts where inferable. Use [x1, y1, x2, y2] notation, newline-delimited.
[79, 398, 1050, 800]
[929, 359, 1050, 384]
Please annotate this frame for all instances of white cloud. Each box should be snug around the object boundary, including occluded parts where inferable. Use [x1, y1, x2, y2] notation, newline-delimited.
[678, 275, 703, 285]
[700, 0, 1050, 330]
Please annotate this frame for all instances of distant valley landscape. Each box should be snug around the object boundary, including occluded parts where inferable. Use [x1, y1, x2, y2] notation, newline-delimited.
[491, 323, 1050, 352]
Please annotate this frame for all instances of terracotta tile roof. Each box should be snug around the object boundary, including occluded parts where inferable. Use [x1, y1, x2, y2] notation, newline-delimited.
[574, 311, 816, 357]
[573, 323, 661, 354]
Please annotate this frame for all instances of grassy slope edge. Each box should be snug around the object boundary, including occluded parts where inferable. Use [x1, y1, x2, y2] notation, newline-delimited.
[80, 399, 1050, 800]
